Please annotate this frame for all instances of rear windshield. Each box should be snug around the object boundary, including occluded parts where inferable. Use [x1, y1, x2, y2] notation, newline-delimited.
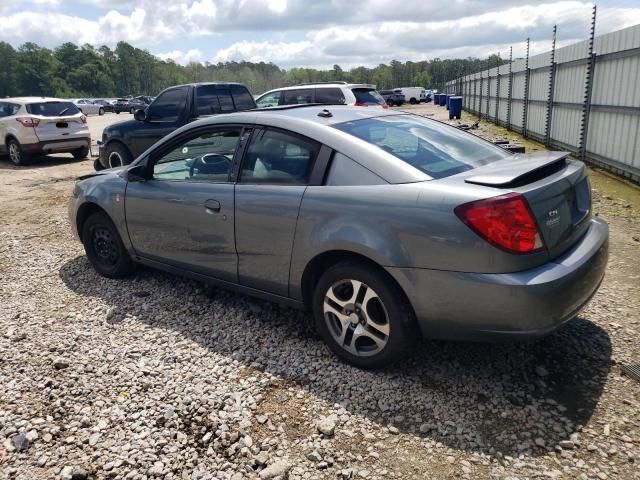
[26, 101, 80, 117]
[195, 84, 256, 115]
[334, 115, 510, 179]
[352, 88, 385, 105]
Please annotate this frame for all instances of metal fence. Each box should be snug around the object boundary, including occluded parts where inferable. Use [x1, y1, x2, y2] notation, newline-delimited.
[445, 21, 640, 183]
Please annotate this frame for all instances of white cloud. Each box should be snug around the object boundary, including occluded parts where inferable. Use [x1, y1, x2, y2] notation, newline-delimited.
[0, 0, 638, 69]
[156, 48, 204, 65]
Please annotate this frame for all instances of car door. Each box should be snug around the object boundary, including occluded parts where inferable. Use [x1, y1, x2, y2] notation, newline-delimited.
[130, 86, 190, 157]
[125, 125, 249, 282]
[235, 127, 321, 296]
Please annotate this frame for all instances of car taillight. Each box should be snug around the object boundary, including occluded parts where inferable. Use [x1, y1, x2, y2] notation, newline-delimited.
[454, 193, 544, 254]
[80, 115, 87, 124]
[16, 117, 40, 127]
[354, 101, 368, 107]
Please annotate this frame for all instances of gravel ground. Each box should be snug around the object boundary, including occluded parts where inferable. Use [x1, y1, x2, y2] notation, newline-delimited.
[1, 105, 639, 480]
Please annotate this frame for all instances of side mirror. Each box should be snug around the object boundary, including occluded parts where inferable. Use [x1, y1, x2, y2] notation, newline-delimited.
[126, 164, 147, 183]
[134, 109, 146, 122]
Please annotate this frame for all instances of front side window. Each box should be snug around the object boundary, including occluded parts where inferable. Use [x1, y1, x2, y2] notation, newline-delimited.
[147, 87, 188, 122]
[240, 129, 319, 185]
[256, 91, 281, 108]
[152, 128, 241, 182]
[230, 84, 256, 110]
[334, 114, 510, 179]
[281, 89, 314, 105]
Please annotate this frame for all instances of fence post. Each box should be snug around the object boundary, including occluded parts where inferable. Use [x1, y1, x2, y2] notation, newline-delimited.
[545, 26, 557, 147]
[579, 5, 597, 161]
[522, 38, 531, 138]
[486, 70, 491, 120]
[495, 63, 501, 124]
[507, 46, 513, 130]
[473, 74, 478, 115]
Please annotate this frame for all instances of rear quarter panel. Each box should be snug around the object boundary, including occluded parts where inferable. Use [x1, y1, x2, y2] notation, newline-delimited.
[289, 181, 550, 301]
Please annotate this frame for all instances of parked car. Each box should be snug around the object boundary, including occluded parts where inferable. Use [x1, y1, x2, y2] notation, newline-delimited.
[93, 99, 114, 113]
[255, 82, 386, 108]
[397, 87, 427, 104]
[70, 105, 608, 368]
[378, 89, 405, 106]
[128, 98, 148, 112]
[72, 99, 104, 116]
[0, 97, 89, 165]
[96, 82, 256, 170]
[112, 98, 133, 114]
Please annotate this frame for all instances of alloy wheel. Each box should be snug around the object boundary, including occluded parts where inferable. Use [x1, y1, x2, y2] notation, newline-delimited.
[323, 279, 390, 357]
[8, 143, 21, 165]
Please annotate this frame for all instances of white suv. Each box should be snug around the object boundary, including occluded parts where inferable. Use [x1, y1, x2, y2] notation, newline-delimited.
[0, 97, 90, 166]
[255, 82, 387, 108]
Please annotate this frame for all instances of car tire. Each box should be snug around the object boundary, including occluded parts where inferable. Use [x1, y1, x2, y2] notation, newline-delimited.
[7, 138, 31, 166]
[386, 99, 394, 107]
[312, 261, 416, 369]
[93, 158, 105, 171]
[81, 212, 133, 278]
[72, 146, 89, 160]
[115, 111, 121, 114]
[129, 107, 135, 114]
[98, 107, 104, 116]
[104, 142, 133, 168]
[409, 98, 417, 105]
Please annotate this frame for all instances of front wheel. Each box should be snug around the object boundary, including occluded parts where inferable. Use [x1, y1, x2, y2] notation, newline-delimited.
[82, 212, 133, 278]
[103, 142, 133, 168]
[115, 111, 121, 114]
[98, 107, 104, 116]
[313, 261, 415, 369]
[129, 107, 135, 114]
[409, 98, 417, 105]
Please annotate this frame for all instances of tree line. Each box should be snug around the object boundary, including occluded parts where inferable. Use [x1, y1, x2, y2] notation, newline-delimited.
[0, 40, 507, 99]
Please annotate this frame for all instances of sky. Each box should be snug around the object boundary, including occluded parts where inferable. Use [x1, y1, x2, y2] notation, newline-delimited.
[1, 0, 639, 69]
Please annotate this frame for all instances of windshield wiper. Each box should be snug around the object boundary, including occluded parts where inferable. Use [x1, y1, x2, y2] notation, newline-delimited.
[58, 108, 69, 116]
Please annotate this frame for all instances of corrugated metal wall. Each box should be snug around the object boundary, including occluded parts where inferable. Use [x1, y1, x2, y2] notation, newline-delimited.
[446, 24, 640, 183]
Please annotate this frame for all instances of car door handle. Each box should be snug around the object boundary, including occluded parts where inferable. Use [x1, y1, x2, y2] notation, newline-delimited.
[204, 199, 221, 213]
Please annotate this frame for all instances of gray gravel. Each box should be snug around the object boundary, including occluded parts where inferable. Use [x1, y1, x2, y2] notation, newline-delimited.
[1, 108, 639, 479]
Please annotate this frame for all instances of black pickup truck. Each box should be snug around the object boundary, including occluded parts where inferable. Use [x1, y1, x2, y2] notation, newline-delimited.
[96, 82, 256, 170]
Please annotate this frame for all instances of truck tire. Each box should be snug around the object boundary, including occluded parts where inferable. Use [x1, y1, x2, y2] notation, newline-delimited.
[104, 142, 133, 168]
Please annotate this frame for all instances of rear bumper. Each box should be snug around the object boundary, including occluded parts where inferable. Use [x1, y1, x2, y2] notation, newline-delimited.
[387, 217, 609, 341]
[23, 137, 90, 155]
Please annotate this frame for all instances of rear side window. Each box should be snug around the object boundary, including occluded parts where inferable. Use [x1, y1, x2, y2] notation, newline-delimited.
[281, 89, 314, 105]
[230, 84, 256, 110]
[240, 129, 319, 184]
[148, 87, 188, 122]
[256, 91, 281, 108]
[195, 85, 235, 115]
[315, 88, 346, 104]
[334, 115, 510, 179]
[0, 102, 20, 117]
[351, 88, 385, 105]
[26, 102, 80, 116]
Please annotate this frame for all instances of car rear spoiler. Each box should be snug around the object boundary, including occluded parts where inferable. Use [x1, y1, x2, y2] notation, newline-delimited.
[464, 152, 571, 188]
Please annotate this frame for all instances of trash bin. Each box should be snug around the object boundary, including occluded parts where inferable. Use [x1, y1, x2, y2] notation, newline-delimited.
[446, 94, 453, 110]
[449, 96, 463, 120]
[439, 94, 446, 106]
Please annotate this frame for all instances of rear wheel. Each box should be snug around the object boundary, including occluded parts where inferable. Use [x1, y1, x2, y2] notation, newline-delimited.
[409, 98, 417, 105]
[104, 142, 133, 168]
[313, 261, 415, 369]
[7, 139, 30, 166]
[98, 107, 105, 116]
[72, 146, 89, 159]
[93, 158, 105, 171]
[115, 111, 121, 115]
[81, 212, 133, 278]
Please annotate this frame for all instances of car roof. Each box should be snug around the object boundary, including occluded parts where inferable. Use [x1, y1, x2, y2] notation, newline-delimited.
[257, 83, 375, 96]
[2, 97, 68, 104]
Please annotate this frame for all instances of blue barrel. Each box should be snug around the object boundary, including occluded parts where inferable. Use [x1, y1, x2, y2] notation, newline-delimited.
[445, 94, 452, 110]
[438, 94, 446, 106]
[434, 94, 441, 105]
[449, 96, 463, 119]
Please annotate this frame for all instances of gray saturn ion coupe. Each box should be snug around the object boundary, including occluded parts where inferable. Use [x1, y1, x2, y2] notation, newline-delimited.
[69, 104, 608, 368]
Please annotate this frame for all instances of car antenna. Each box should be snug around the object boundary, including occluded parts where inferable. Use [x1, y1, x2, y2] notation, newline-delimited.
[317, 108, 333, 118]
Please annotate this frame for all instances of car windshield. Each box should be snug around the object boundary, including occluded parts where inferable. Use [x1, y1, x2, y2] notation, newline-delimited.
[26, 101, 80, 117]
[352, 88, 385, 105]
[334, 114, 510, 179]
